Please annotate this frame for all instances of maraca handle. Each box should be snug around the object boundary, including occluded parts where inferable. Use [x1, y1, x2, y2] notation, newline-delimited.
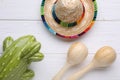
[68, 63, 94, 80]
[53, 63, 71, 80]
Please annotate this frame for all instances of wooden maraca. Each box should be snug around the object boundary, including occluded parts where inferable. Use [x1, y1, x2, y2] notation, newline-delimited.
[68, 46, 117, 80]
[53, 42, 88, 80]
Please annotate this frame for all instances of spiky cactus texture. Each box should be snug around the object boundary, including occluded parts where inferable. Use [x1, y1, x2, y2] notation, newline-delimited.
[0, 35, 44, 80]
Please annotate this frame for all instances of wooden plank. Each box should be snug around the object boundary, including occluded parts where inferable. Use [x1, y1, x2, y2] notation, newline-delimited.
[0, 21, 120, 54]
[97, 0, 120, 21]
[0, 0, 41, 20]
[0, 0, 120, 20]
[30, 53, 120, 80]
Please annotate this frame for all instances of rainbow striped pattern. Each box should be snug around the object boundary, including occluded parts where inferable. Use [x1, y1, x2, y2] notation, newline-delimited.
[52, 2, 85, 28]
[41, 0, 98, 39]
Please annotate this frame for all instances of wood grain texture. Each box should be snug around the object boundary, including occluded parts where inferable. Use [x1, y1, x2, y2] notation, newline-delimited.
[0, 0, 120, 20]
[0, 0, 120, 80]
[0, 21, 119, 54]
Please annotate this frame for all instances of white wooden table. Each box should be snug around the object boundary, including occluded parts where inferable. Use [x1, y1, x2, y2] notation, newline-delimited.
[0, 0, 120, 80]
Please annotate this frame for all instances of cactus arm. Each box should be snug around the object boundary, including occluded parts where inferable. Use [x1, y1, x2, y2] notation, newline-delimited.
[21, 69, 34, 80]
[22, 42, 41, 59]
[3, 37, 14, 51]
[29, 52, 44, 62]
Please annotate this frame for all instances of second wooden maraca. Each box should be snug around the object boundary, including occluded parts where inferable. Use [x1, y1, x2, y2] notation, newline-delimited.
[68, 46, 116, 80]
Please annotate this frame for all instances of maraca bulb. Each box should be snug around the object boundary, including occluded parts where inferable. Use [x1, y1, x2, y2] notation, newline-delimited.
[93, 46, 116, 68]
[67, 42, 88, 66]
[53, 42, 88, 80]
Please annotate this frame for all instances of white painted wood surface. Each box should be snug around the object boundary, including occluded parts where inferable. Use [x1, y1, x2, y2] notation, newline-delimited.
[0, 0, 120, 80]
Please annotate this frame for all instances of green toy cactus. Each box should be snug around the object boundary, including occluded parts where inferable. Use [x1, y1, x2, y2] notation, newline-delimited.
[0, 35, 44, 80]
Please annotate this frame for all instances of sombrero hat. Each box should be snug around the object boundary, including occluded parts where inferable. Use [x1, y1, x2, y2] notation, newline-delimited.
[41, 0, 97, 39]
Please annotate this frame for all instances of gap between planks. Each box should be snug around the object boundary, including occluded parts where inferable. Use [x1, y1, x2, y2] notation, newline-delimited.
[1, 19, 120, 22]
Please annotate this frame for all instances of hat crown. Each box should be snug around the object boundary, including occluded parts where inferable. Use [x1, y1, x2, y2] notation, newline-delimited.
[55, 0, 83, 23]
